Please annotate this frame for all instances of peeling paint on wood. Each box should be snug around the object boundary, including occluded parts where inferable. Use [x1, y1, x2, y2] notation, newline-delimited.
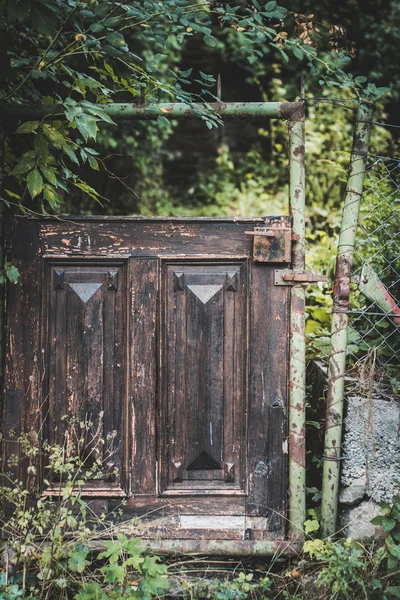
[4, 217, 294, 550]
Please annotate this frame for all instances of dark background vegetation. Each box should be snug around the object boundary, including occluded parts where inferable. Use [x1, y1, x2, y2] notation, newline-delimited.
[57, 0, 399, 219]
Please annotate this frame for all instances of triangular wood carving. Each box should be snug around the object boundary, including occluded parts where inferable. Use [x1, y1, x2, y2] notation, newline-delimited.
[69, 282, 103, 304]
[187, 284, 222, 305]
[187, 450, 221, 471]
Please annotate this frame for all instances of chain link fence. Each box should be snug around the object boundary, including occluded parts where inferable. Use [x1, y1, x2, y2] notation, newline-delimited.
[346, 145, 400, 398]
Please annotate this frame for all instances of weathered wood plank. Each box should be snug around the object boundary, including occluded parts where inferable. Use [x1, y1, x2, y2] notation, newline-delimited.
[129, 259, 158, 495]
[37, 220, 259, 258]
[3, 220, 42, 488]
[120, 495, 246, 515]
[247, 264, 289, 535]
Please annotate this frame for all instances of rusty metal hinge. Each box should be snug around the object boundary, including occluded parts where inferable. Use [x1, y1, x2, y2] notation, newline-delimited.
[275, 269, 329, 286]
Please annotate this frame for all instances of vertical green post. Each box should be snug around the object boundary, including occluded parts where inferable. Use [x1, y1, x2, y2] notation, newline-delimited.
[0, 120, 5, 386]
[288, 102, 306, 537]
[321, 102, 373, 538]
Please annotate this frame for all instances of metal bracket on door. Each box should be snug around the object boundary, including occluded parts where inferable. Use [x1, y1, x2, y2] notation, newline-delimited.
[275, 269, 329, 286]
[245, 216, 293, 262]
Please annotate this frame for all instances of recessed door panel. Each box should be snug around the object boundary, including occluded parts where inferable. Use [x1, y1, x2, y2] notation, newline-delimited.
[46, 263, 126, 493]
[161, 263, 247, 494]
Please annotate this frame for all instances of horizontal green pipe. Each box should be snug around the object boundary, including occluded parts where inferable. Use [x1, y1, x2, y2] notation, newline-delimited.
[0, 101, 302, 121]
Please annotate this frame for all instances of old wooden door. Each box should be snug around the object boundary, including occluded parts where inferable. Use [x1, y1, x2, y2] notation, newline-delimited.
[4, 217, 290, 544]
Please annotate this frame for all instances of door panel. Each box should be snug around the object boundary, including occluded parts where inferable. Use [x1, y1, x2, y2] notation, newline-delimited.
[161, 263, 247, 494]
[45, 262, 126, 494]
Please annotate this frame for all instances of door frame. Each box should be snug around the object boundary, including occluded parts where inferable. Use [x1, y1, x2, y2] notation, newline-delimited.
[2, 101, 306, 555]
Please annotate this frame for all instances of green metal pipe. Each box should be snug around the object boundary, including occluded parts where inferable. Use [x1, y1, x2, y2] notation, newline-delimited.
[320, 102, 373, 538]
[0, 101, 301, 121]
[0, 120, 5, 388]
[288, 102, 306, 538]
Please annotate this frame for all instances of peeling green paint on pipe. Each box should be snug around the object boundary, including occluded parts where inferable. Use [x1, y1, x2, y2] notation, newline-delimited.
[0, 122, 5, 387]
[288, 101, 306, 539]
[321, 103, 373, 539]
[0, 101, 302, 121]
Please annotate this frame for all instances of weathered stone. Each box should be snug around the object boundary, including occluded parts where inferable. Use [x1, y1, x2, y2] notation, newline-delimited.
[339, 500, 384, 540]
[341, 396, 400, 503]
[339, 477, 367, 505]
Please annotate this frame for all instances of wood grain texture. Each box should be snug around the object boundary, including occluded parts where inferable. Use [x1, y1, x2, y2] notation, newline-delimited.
[161, 263, 247, 494]
[44, 262, 127, 492]
[129, 259, 158, 495]
[37, 219, 259, 258]
[5, 217, 292, 544]
[3, 220, 42, 488]
[247, 264, 289, 535]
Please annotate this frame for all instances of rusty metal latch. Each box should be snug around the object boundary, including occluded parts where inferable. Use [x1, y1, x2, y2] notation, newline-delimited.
[245, 229, 276, 237]
[245, 216, 292, 262]
[275, 269, 329, 286]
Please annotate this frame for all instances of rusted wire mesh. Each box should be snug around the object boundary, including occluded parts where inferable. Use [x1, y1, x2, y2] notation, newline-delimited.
[346, 151, 400, 397]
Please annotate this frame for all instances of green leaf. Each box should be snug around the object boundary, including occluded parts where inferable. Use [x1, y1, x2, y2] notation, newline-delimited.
[34, 135, 49, 163]
[293, 46, 304, 60]
[157, 115, 170, 127]
[88, 156, 99, 170]
[386, 536, 400, 560]
[16, 120, 40, 134]
[68, 550, 90, 573]
[63, 144, 79, 165]
[42, 124, 66, 147]
[101, 564, 125, 584]
[382, 517, 397, 533]
[304, 518, 320, 534]
[80, 101, 116, 125]
[27, 168, 44, 198]
[278, 48, 289, 62]
[386, 587, 400, 599]
[39, 165, 58, 186]
[264, 7, 287, 18]
[75, 583, 108, 600]
[89, 23, 105, 34]
[106, 32, 126, 48]
[64, 99, 83, 122]
[391, 528, 400, 542]
[31, 2, 59, 36]
[265, 1, 277, 9]
[103, 15, 123, 28]
[43, 185, 58, 209]
[12, 155, 36, 176]
[75, 114, 98, 141]
[104, 45, 124, 59]
[204, 35, 217, 47]
[5, 264, 20, 284]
